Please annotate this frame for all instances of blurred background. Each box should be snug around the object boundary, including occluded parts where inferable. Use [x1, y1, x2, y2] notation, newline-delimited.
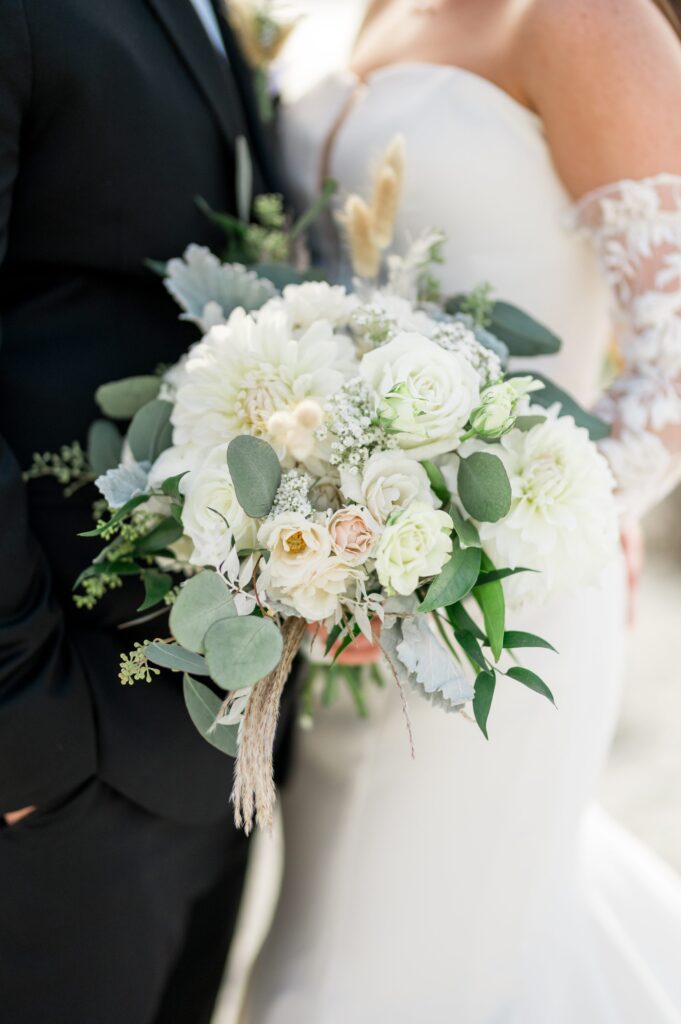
[213, 493, 681, 1023]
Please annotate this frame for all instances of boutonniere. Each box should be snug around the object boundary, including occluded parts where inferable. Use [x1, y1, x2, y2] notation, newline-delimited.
[227, 0, 299, 124]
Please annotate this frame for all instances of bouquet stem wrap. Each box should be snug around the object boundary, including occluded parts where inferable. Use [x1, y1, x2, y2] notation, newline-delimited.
[232, 615, 307, 833]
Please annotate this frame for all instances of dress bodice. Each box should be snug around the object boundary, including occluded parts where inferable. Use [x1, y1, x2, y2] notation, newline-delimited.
[280, 62, 612, 407]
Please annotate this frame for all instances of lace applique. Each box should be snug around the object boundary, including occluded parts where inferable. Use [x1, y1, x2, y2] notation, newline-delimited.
[573, 174, 681, 519]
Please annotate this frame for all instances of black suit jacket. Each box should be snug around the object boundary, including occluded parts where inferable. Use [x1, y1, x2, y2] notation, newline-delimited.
[0, 0, 288, 822]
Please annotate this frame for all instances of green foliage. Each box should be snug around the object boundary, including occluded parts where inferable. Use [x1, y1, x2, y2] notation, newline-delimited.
[227, 435, 281, 518]
[502, 631, 557, 653]
[127, 399, 173, 464]
[508, 372, 611, 441]
[448, 503, 481, 549]
[507, 666, 556, 705]
[421, 460, 451, 506]
[169, 572, 236, 654]
[474, 556, 506, 662]
[23, 442, 91, 488]
[73, 572, 123, 610]
[487, 302, 561, 357]
[95, 376, 161, 420]
[473, 670, 496, 739]
[138, 569, 174, 612]
[204, 616, 283, 691]
[87, 420, 123, 476]
[458, 451, 512, 523]
[183, 675, 240, 757]
[79, 494, 150, 538]
[134, 517, 184, 556]
[119, 642, 161, 685]
[145, 642, 210, 676]
[419, 538, 482, 612]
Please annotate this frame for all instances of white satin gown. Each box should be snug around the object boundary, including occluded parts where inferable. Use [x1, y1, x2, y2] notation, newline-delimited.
[241, 44, 681, 1024]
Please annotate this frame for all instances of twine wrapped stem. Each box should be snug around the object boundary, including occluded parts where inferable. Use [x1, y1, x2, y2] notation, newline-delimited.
[231, 615, 307, 834]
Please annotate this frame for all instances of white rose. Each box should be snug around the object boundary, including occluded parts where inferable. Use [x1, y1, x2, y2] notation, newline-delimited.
[182, 445, 258, 567]
[359, 332, 480, 459]
[468, 413, 618, 608]
[258, 513, 331, 591]
[375, 501, 454, 596]
[341, 450, 437, 523]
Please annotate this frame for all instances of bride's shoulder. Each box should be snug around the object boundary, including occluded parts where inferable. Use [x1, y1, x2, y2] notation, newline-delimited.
[511, 0, 681, 196]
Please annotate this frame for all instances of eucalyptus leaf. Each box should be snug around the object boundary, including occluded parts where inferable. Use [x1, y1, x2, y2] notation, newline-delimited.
[473, 670, 496, 739]
[227, 435, 281, 518]
[235, 135, 253, 224]
[128, 400, 174, 464]
[204, 615, 283, 691]
[138, 569, 173, 611]
[87, 420, 123, 476]
[458, 452, 512, 523]
[507, 666, 556, 705]
[169, 572, 236, 653]
[418, 538, 481, 612]
[514, 415, 547, 432]
[488, 302, 562, 357]
[95, 376, 161, 419]
[509, 372, 611, 441]
[145, 642, 210, 675]
[183, 674, 239, 757]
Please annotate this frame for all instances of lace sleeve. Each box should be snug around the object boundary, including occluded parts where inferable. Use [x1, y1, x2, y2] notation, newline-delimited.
[573, 174, 681, 520]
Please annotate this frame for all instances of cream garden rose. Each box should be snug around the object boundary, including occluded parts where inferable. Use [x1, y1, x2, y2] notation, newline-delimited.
[341, 450, 437, 523]
[375, 501, 454, 596]
[359, 332, 480, 459]
[258, 513, 331, 591]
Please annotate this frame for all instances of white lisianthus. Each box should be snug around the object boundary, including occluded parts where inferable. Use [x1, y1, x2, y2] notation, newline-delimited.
[258, 513, 331, 591]
[341, 450, 437, 523]
[263, 282, 358, 331]
[468, 414, 618, 607]
[375, 501, 454, 596]
[469, 377, 544, 439]
[148, 444, 201, 490]
[181, 445, 258, 567]
[359, 333, 480, 459]
[171, 307, 348, 462]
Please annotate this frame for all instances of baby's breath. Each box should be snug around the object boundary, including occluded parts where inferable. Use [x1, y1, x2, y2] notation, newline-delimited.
[433, 320, 503, 387]
[317, 379, 395, 474]
[270, 469, 313, 518]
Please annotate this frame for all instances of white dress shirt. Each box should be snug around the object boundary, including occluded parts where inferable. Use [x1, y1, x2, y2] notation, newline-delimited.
[189, 0, 227, 58]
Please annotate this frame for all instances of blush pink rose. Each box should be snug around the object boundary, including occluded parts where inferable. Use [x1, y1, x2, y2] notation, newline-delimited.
[328, 506, 379, 565]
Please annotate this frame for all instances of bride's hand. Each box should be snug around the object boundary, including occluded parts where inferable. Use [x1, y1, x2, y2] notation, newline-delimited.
[621, 522, 645, 627]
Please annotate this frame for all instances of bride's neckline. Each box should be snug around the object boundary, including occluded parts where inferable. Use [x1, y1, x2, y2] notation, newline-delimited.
[348, 61, 541, 127]
[317, 60, 542, 185]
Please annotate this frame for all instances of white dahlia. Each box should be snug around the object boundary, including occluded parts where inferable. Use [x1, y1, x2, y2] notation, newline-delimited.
[171, 307, 348, 462]
[262, 282, 358, 332]
[468, 413, 618, 607]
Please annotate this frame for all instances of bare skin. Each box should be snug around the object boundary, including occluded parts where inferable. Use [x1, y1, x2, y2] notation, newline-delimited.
[351, 0, 681, 196]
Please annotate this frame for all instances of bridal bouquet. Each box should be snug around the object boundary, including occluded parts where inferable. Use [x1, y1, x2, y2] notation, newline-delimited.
[48, 138, 618, 830]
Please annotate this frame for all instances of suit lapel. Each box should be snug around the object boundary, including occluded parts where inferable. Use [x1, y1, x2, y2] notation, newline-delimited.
[145, 0, 246, 150]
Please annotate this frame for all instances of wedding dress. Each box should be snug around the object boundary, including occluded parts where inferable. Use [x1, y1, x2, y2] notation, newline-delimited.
[241, 22, 681, 1024]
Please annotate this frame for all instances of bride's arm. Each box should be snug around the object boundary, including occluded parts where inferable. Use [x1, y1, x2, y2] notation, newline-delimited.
[520, 0, 681, 518]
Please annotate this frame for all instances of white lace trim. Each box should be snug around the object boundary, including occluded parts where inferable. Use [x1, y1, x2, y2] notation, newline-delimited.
[572, 174, 681, 519]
